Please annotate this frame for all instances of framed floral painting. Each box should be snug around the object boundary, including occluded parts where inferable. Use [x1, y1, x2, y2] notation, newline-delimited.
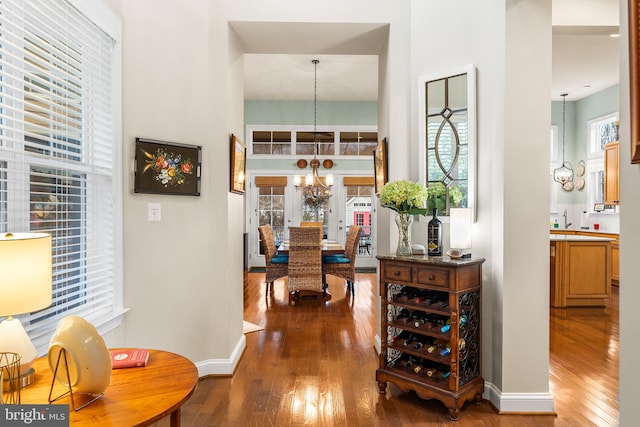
[134, 137, 201, 196]
[373, 137, 388, 196]
[230, 134, 246, 194]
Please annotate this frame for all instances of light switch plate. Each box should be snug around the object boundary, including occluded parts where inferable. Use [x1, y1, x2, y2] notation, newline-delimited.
[148, 203, 161, 222]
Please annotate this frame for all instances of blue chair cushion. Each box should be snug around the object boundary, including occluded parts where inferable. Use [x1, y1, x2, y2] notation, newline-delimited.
[270, 255, 289, 264]
[323, 255, 350, 264]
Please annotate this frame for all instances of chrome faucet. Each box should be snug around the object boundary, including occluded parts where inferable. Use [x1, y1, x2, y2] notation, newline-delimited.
[563, 209, 572, 229]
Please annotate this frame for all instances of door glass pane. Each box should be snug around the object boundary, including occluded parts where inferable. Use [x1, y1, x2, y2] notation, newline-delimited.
[302, 195, 329, 238]
[258, 186, 286, 254]
[345, 186, 373, 256]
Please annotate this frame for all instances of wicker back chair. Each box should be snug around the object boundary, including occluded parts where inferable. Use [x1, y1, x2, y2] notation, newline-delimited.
[300, 221, 323, 228]
[323, 225, 362, 293]
[287, 226, 327, 305]
[258, 225, 288, 293]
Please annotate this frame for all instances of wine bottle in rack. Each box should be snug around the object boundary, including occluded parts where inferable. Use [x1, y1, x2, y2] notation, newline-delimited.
[394, 287, 415, 303]
[426, 339, 448, 353]
[413, 359, 427, 374]
[425, 367, 438, 377]
[412, 312, 426, 328]
[395, 308, 412, 324]
[439, 342, 452, 356]
[389, 330, 411, 344]
[388, 354, 406, 368]
[440, 315, 468, 333]
[412, 337, 427, 350]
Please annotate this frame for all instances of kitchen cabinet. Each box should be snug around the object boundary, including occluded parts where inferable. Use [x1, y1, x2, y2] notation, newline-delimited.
[376, 255, 484, 420]
[551, 230, 619, 286]
[604, 141, 619, 205]
[611, 240, 619, 284]
[550, 235, 612, 307]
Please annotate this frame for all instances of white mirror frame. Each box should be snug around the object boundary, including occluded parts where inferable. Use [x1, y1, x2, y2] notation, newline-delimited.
[418, 64, 477, 222]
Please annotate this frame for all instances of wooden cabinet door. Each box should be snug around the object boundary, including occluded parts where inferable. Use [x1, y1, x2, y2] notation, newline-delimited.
[604, 141, 619, 205]
[611, 241, 620, 285]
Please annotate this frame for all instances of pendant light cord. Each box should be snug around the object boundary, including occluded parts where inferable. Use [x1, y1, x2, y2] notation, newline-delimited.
[313, 59, 319, 158]
[561, 93, 567, 164]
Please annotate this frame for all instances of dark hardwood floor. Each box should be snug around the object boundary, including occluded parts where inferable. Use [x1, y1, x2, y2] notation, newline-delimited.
[153, 273, 619, 426]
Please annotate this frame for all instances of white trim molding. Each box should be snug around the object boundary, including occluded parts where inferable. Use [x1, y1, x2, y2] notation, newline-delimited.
[195, 334, 246, 377]
[484, 381, 556, 414]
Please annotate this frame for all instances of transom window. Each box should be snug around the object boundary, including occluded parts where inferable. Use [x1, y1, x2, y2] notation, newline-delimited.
[247, 126, 377, 157]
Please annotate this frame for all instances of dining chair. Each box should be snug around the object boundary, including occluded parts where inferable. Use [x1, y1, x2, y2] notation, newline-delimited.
[300, 221, 325, 239]
[258, 225, 288, 293]
[300, 221, 323, 228]
[287, 226, 328, 305]
[323, 225, 362, 294]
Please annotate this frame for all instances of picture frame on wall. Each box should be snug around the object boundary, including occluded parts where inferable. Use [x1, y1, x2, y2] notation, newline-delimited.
[230, 133, 246, 194]
[134, 137, 201, 196]
[373, 137, 388, 196]
[630, 0, 640, 163]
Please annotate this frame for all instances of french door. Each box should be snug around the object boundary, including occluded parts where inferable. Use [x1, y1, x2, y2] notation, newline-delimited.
[248, 174, 377, 269]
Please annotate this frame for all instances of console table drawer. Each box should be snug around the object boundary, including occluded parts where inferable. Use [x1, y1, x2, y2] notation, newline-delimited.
[382, 264, 412, 283]
[416, 268, 449, 287]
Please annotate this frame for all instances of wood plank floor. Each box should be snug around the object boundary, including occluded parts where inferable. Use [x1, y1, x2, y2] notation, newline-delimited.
[153, 273, 619, 426]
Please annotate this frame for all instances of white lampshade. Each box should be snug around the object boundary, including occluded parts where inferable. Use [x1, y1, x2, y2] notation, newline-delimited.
[0, 232, 52, 383]
[450, 208, 472, 250]
[0, 233, 52, 316]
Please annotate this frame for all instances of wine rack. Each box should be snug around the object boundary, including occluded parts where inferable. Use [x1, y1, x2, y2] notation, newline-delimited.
[376, 255, 485, 421]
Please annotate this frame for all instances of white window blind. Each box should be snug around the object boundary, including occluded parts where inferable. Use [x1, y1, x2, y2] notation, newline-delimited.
[0, 0, 122, 353]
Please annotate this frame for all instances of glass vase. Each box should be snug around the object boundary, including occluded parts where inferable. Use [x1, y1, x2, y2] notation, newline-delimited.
[395, 212, 413, 256]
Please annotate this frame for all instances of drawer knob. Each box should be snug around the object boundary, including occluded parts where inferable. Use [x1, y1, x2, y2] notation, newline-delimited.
[428, 275, 435, 281]
[394, 271, 401, 276]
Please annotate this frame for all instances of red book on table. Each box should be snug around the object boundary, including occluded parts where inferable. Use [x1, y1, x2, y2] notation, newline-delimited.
[110, 348, 150, 369]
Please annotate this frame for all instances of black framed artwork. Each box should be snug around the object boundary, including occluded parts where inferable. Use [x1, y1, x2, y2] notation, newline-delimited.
[134, 137, 201, 196]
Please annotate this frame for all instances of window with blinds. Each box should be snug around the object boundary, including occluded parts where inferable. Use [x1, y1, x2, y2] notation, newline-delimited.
[0, 0, 122, 351]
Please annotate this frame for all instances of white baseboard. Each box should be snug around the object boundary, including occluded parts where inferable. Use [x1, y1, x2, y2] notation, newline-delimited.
[374, 333, 381, 355]
[194, 333, 246, 377]
[484, 381, 556, 414]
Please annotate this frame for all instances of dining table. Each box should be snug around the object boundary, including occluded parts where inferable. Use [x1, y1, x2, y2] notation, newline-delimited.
[276, 239, 345, 255]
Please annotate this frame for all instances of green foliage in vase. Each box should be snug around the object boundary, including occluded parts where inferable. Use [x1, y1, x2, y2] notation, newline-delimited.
[379, 180, 429, 216]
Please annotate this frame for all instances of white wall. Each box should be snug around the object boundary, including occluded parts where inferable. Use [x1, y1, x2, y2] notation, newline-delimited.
[409, 0, 553, 411]
[101, 0, 245, 371]
[618, 0, 640, 422]
[96, 0, 605, 415]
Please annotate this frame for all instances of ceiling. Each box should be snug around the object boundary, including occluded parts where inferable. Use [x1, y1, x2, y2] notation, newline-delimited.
[242, 0, 620, 103]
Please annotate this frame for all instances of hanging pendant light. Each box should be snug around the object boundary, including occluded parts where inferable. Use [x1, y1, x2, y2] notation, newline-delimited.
[294, 59, 333, 203]
[553, 93, 574, 186]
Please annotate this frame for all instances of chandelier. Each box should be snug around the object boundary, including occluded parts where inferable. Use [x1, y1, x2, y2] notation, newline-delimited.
[294, 59, 333, 205]
[553, 93, 574, 186]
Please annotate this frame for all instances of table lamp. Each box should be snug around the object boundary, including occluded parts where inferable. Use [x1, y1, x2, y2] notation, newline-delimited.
[0, 232, 52, 387]
[448, 208, 472, 258]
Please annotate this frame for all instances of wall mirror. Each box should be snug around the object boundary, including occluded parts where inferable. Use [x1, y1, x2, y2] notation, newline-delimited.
[418, 65, 476, 220]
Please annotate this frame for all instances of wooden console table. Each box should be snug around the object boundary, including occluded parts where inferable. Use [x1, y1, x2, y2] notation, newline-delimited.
[21, 348, 198, 426]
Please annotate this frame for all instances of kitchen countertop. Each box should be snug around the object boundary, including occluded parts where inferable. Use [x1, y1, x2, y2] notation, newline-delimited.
[549, 228, 619, 235]
[550, 234, 614, 242]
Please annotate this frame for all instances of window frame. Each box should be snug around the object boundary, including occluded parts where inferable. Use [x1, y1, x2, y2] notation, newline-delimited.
[0, 0, 124, 355]
[246, 124, 378, 158]
[586, 112, 618, 212]
[418, 64, 477, 220]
